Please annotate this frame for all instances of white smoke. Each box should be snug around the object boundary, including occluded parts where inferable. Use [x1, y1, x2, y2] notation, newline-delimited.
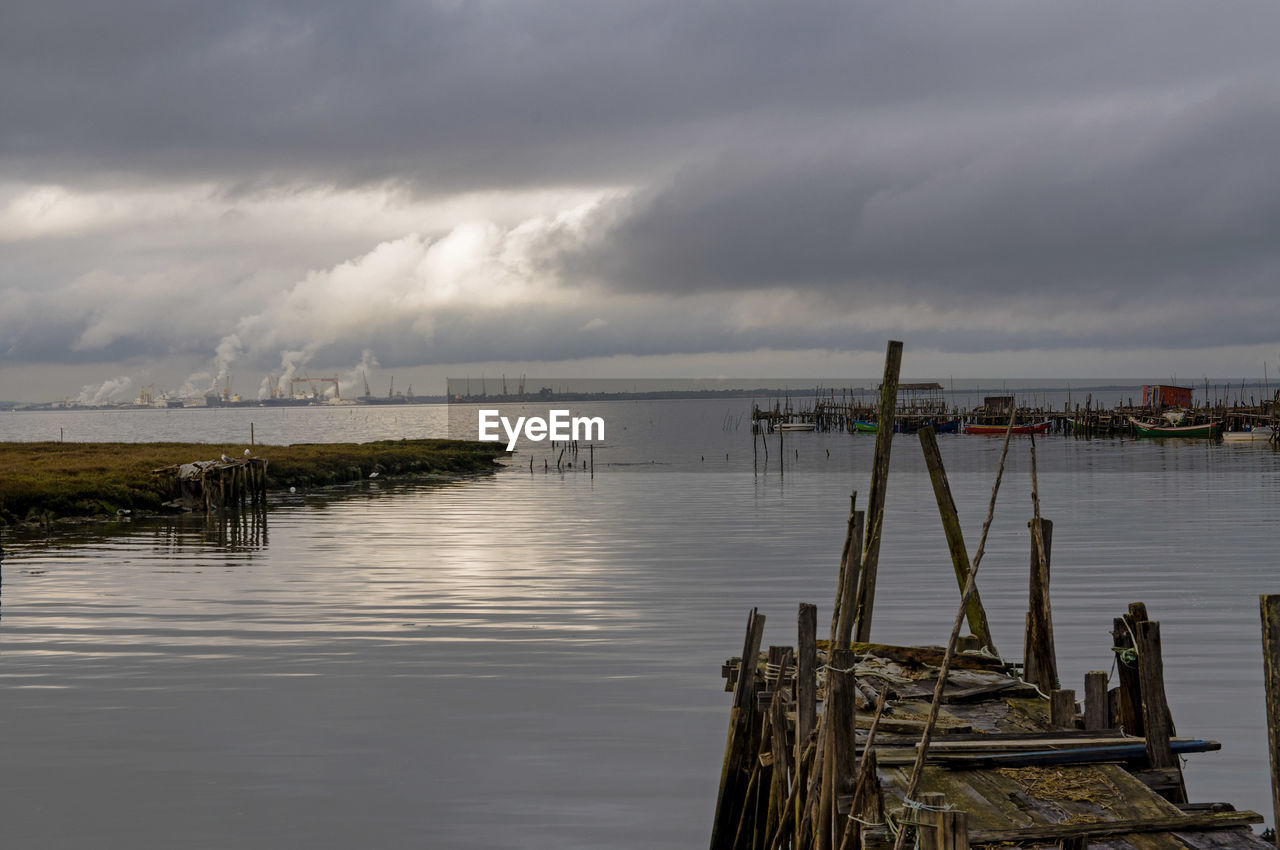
[276, 345, 321, 398]
[338, 349, 381, 397]
[214, 333, 242, 382]
[76, 376, 133, 405]
[177, 370, 216, 399]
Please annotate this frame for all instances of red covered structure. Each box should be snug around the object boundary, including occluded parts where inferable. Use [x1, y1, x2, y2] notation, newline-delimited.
[1142, 384, 1193, 408]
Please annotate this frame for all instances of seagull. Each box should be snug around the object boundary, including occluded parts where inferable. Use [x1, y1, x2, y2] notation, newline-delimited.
[243, 449, 251, 457]
[369, 471, 380, 478]
[220, 453, 232, 463]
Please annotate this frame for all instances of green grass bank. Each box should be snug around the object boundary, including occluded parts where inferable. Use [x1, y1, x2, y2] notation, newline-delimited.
[0, 439, 506, 525]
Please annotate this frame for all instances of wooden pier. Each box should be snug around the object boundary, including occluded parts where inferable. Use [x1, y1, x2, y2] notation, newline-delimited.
[717, 342, 1276, 849]
[753, 390, 1280, 441]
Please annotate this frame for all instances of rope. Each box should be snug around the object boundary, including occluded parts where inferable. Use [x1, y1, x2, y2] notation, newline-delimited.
[903, 798, 954, 813]
[1112, 645, 1138, 665]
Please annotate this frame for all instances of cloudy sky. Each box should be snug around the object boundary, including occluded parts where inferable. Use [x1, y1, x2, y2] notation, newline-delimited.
[3, 1, 1280, 401]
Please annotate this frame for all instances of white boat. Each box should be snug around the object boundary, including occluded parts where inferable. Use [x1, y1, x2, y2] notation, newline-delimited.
[1222, 426, 1274, 442]
[778, 422, 816, 432]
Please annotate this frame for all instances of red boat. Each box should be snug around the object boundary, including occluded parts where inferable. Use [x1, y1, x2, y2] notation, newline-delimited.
[964, 421, 1051, 436]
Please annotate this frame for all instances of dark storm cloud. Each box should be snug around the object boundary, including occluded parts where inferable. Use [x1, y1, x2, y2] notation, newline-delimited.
[6, 1, 1280, 190]
[5, 0, 1280, 389]
[570, 80, 1280, 305]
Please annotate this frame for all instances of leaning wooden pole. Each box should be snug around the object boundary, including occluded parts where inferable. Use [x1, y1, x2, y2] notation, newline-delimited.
[855, 339, 903, 642]
[1261, 595, 1280, 838]
[710, 608, 766, 850]
[891, 403, 1017, 850]
[1025, 428, 1059, 692]
[829, 490, 858, 649]
[917, 426, 997, 654]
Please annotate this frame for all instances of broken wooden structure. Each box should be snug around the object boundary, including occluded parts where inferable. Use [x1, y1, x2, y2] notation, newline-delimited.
[713, 341, 1273, 849]
[154, 457, 269, 513]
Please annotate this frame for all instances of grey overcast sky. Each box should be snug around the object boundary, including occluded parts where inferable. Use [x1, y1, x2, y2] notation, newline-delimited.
[3, 1, 1280, 400]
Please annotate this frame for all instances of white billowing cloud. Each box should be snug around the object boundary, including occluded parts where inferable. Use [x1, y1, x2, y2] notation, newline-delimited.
[75, 375, 133, 405]
[226, 201, 601, 369]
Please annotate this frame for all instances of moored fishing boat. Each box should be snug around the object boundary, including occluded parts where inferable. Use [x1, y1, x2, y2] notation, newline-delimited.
[777, 422, 816, 432]
[1222, 426, 1274, 442]
[1129, 417, 1223, 438]
[852, 418, 959, 434]
[964, 420, 1050, 436]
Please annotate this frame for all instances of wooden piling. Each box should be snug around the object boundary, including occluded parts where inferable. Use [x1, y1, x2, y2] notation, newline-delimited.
[711, 608, 766, 850]
[918, 427, 997, 654]
[797, 603, 818, 760]
[834, 511, 865, 651]
[819, 648, 859, 850]
[1050, 688, 1077, 728]
[1083, 671, 1109, 731]
[1260, 595, 1280, 838]
[829, 491, 858, 648]
[938, 810, 969, 850]
[855, 339, 903, 642]
[1025, 428, 1059, 693]
[1025, 517, 1057, 692]
[1134, 619, 1176, 769]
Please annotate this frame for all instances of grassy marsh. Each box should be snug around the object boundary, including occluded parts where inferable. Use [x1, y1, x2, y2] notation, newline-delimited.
[0, 439, 505, 525]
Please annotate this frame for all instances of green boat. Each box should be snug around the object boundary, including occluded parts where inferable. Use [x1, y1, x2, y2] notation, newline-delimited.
[1128, 417, 1223, 438]
[854, 420, 877, 433]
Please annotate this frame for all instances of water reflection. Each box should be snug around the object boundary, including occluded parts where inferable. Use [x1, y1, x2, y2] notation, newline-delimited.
[2, 439, 1279, 847]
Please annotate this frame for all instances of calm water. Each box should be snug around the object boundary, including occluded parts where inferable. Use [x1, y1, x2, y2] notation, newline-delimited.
[2, 402, 1279, 847]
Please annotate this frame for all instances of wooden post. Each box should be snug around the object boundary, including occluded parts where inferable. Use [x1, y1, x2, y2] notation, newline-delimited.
[711, 608, 767, 850]
[1260, 595, 1280, 838]
[938, 810, 969, 850]
[251, 422, 255, 446]
[834, 511, 865, 650]
[918, 427, 997, 654]
[1050, 689, 1077, 729]
[1084, 671, 1109, 731]
[855, 339, 903, 642]
[1134, 620, 1176, 769]
[829, 491, 858, 648]
[1112, 611, 1145, 736]
[820, 649, 858, 850]
[1024, 517, 1058, 693]
[797, 604, 818, 761]
[918, 792, 946, 850]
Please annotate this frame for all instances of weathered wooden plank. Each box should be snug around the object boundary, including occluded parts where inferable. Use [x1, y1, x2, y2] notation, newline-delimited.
[966, 810, 1263, 845]
[918, 426, 997, 654]
[810, 641, 1010, 672]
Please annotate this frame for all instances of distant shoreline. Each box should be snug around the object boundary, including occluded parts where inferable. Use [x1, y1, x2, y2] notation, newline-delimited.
[0, 439, 505, 527]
